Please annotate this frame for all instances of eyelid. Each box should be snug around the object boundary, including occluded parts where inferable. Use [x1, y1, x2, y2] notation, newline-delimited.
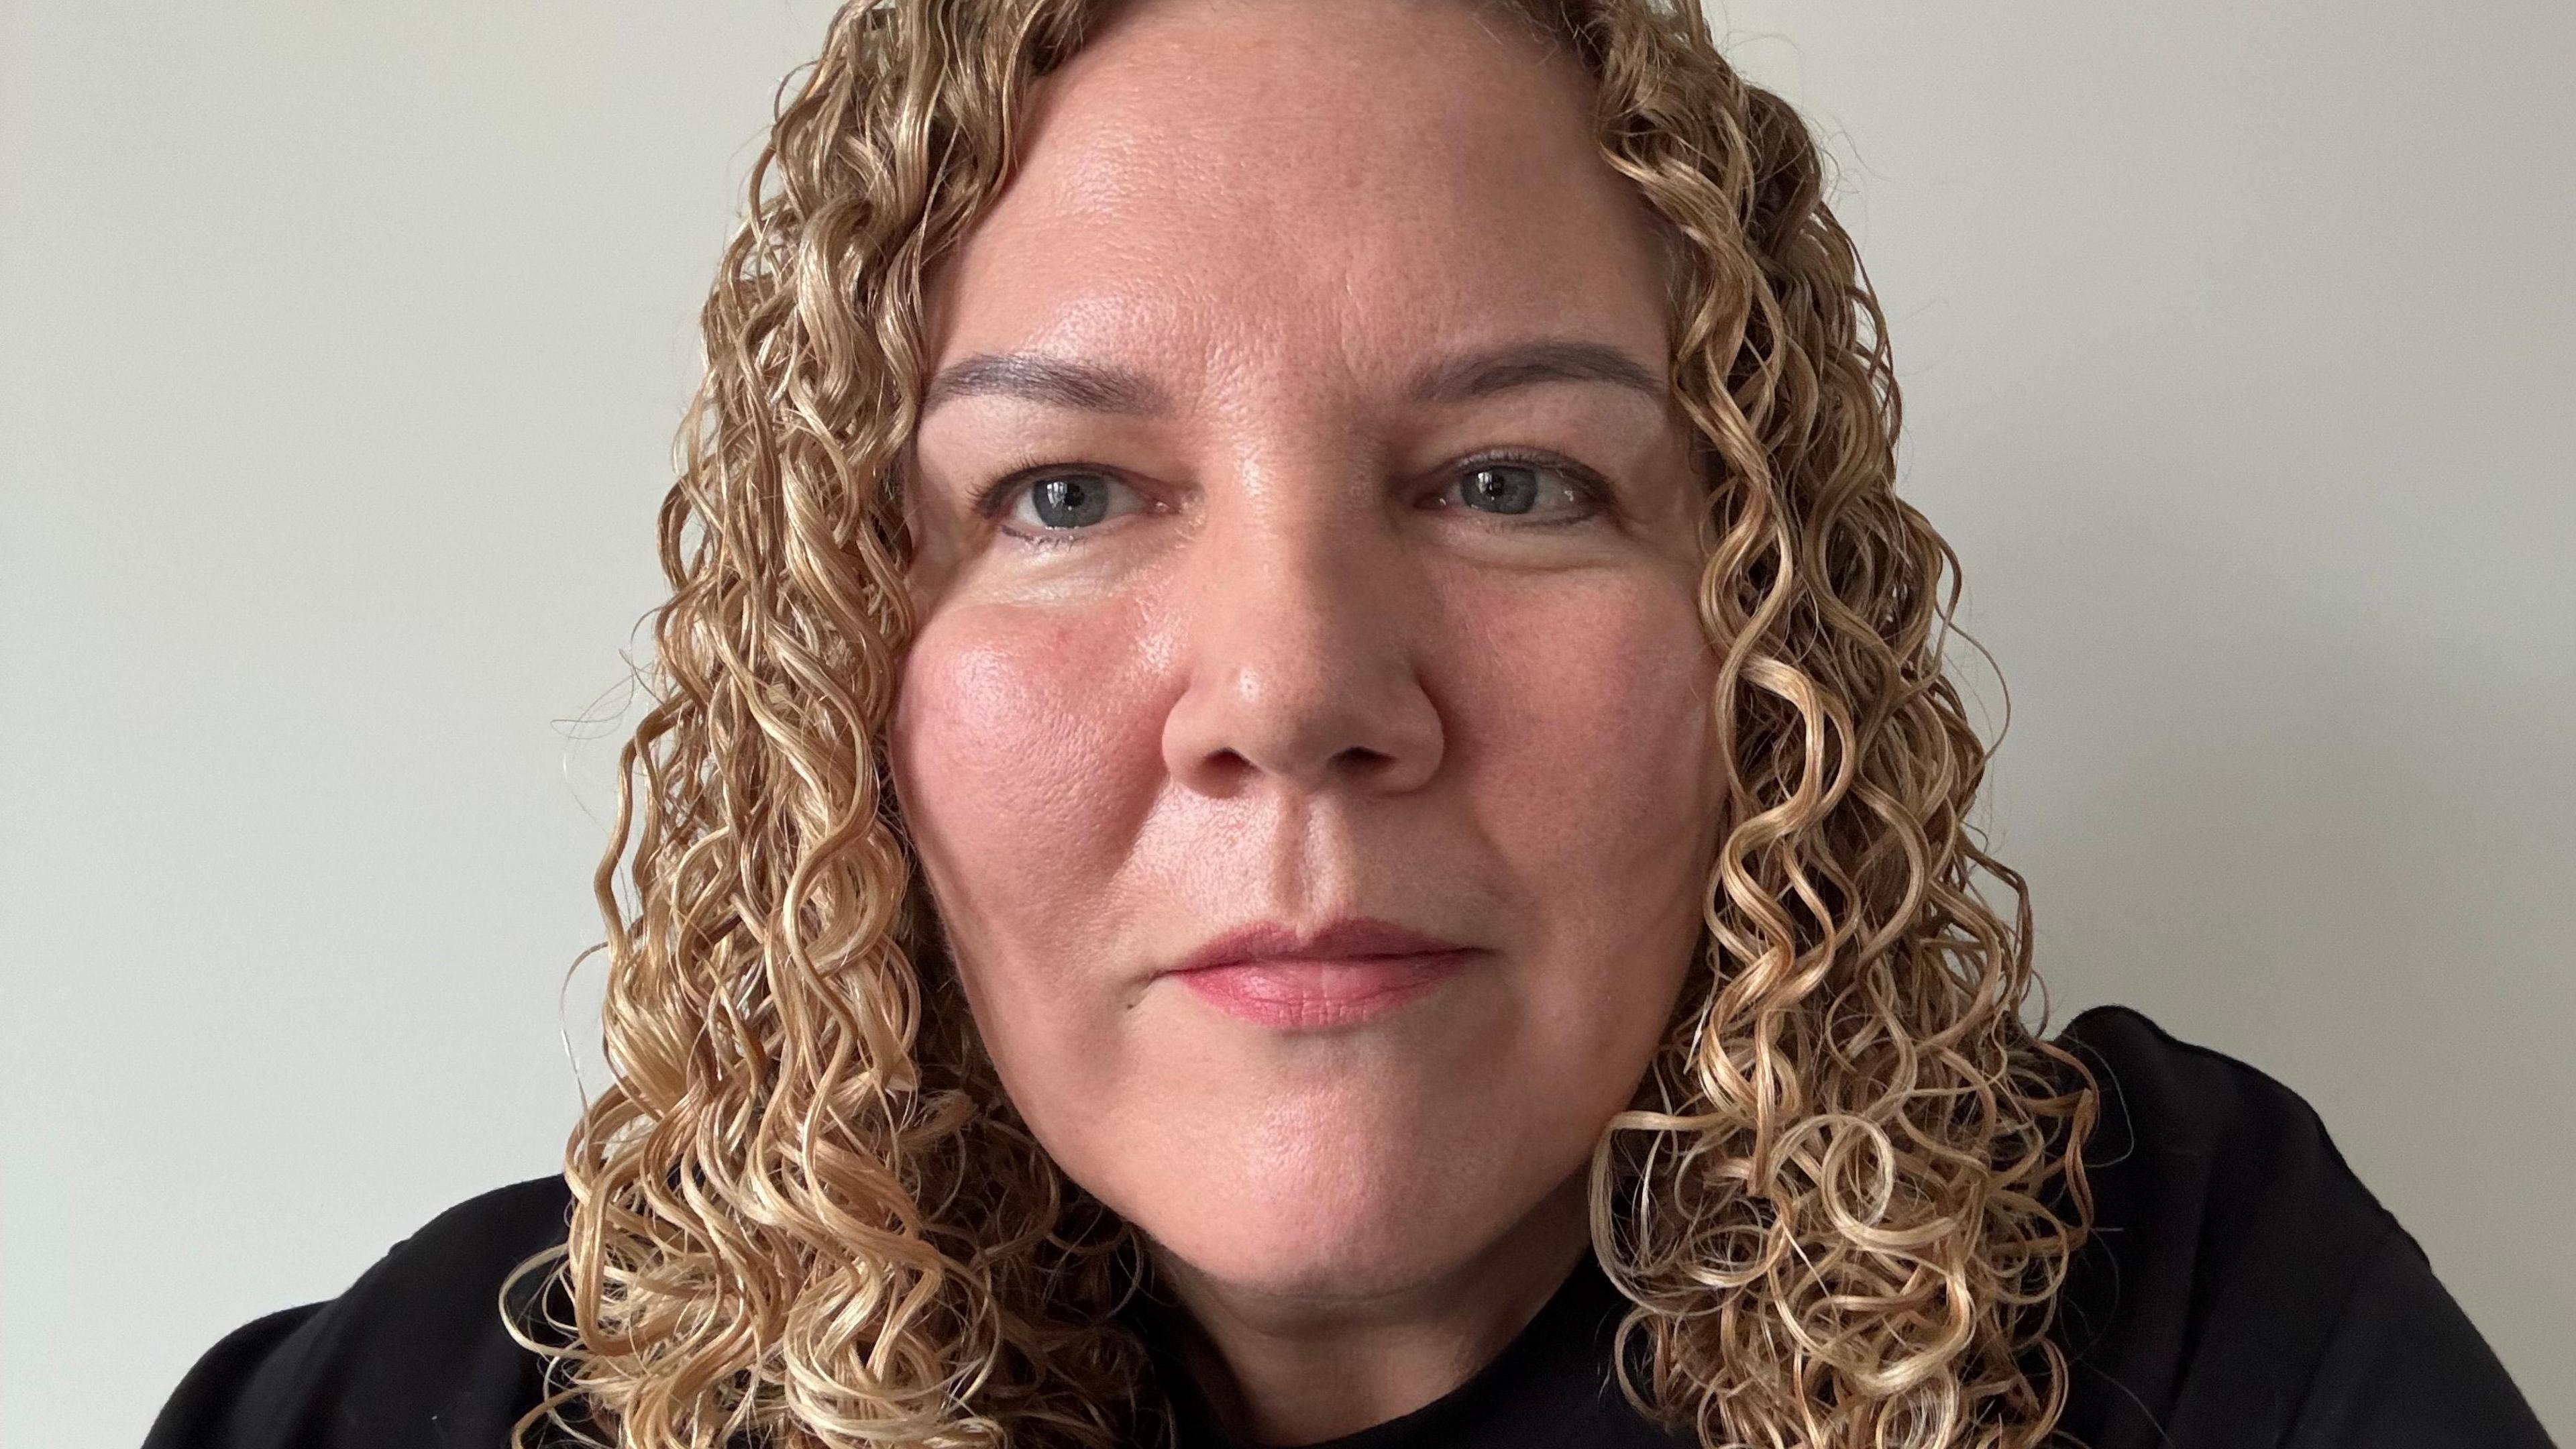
[971, 462, 1140, 520]
[1433, 448, 1616, 523]
[970, 460, 1114, 519]
[968, 447, 1617, 541]
[974, 462, 1159, 545]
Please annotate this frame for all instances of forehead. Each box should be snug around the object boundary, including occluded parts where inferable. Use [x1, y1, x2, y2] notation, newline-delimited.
[924, 0, 1672, 401]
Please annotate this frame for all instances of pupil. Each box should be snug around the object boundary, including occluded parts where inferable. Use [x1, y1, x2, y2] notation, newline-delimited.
[1464, 464, 1540, 515]
[1032, 476, 1110, 529]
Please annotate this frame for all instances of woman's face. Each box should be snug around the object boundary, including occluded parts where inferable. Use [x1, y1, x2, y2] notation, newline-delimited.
[892, 0, 1721, 1303]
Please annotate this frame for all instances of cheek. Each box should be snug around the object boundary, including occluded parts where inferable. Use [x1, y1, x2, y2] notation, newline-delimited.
[1445, 567, 1719, 1126]
[1398, 564, 1717, 1111]
[887, 602, 1159, 1015]
[1449, 572, 1718, 890]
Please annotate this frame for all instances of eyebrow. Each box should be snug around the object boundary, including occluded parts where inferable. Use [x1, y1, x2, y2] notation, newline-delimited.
[918, 337, 1666, 417]
[921, 352, 1173, 417]
[1404, 338, 1665, 407]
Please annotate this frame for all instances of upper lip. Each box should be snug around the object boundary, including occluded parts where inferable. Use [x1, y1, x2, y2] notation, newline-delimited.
[1167, 916, 1475, 975]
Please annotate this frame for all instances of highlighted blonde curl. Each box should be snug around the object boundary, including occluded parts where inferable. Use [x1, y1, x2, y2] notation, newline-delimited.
[509, 1, 2099, 1446]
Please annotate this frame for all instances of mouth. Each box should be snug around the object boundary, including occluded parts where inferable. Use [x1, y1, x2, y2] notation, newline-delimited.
[1163, 917, 1481, 1029]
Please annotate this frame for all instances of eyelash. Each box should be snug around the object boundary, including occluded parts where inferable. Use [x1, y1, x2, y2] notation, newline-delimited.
[970, 449, 1615, 545]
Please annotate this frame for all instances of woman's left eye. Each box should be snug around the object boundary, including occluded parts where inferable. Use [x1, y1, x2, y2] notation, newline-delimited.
[1436, 458, 1603, 524]
[982, 468, 1155, 541]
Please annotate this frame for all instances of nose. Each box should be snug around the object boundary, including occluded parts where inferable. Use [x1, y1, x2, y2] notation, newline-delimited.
[1159, 494, 1445, 800]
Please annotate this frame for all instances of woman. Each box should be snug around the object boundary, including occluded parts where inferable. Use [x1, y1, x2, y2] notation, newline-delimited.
[145, 0, 2551, 1446]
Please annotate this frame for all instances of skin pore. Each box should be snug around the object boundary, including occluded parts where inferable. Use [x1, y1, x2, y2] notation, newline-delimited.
[888, 0, 1723, 1440]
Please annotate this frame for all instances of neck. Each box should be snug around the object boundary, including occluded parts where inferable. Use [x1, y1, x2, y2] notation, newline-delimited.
[1152, 1173, 1595, 1445]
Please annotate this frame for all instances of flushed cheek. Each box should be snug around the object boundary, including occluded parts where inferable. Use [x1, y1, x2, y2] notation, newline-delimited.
[1415, 570, 1715, 1083]
[888, 602, 1165, 978]
[1451, 575, 1717, 874]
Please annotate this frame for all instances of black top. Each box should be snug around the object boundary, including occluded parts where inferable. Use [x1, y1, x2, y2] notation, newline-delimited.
[143, 1006, 2555, 1448]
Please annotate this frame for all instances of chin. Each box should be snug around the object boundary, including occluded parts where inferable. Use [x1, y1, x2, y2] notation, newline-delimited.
[1117, 1131, 1534, 1304]
[1149, 1203, 1466, 1304]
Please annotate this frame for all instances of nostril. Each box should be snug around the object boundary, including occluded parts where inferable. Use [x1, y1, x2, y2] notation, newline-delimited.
[1161, 638, 1446, 798]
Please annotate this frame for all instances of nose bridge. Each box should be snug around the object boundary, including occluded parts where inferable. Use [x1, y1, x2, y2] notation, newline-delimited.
[1206, 494, 1377, 693]
[1160, 453, 1442, 798]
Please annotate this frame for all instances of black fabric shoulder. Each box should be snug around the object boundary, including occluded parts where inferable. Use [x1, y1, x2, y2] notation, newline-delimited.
[144, 1175, 575, 1449]
[2284, 1224, 2557, 1448]
[2046, 1005, 2552, 1449]
[141, 1020, 2554, 1449]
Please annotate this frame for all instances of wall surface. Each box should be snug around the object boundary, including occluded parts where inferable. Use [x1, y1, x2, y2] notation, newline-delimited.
[2, 2, 2567, 1444]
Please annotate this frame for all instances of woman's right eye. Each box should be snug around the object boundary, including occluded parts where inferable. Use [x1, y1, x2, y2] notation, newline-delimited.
[985, 469, 1152, 541]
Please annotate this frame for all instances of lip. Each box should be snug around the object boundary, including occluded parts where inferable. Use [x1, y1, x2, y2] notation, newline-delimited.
[1163, 917, 1480, 1029]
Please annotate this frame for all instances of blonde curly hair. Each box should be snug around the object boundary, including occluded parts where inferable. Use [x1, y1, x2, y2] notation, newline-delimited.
[508, 0, 2100, 1445]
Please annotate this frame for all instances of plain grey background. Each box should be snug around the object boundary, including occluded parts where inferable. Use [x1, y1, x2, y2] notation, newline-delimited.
[2, 2, 2568, 1444]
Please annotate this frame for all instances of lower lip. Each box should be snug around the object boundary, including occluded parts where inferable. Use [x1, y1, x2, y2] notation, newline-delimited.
[1172, 951, 1476, 1029]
